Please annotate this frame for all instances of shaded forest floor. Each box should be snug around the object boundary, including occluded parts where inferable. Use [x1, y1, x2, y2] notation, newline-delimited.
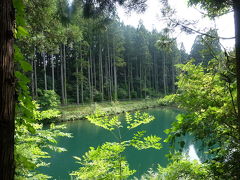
[56, 98, 160, 122]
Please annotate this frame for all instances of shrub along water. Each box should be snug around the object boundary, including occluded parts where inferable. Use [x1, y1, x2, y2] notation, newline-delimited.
[57, 98, 161, 122]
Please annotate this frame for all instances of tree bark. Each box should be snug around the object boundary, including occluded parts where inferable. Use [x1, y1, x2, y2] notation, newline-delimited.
[233, 1, 240, 178]
[171, 59, 175, 93]
[144, 67, 147, 98]
[0, 0, 15, 179]
[88, 56, 92, 102]
[105, 54, 109, 100]
[51, 54, 55, 90]
[163, 52, 167, 96]
[127, 58, 131, 100]
[130, 63, 134, 95]
[139, 60, 142, 98]
[80, 45, 84, 104]
[93, 55, 96, 90]
[154, 51, 159, 92]
[113, 43, 118, 101]
[31, 58, 34, 97]
[34, 57, 38, 97]
[76, 50, 79, 104]
[63, 44, 67, 104]
[89, 47, 93, 102]
[99, 41, 104, 101]
[60, 45, 65, 104]
[107, 31, 112, 101]
[43, 51, 47, 90]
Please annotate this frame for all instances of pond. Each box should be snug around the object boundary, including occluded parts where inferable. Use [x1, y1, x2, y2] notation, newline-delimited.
[40, 108, 201, 179]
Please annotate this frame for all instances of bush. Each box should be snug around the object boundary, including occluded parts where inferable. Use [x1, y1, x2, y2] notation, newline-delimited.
[37, 90, 60, 110]
[118, 88, 128, 99]
[93, 89, 103, 102]
[158, 94, 176, 106]
[131, 91, 137, 98]
[157, 157, 213, 180]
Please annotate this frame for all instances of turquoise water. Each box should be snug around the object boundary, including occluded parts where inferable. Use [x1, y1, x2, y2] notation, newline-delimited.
[40, 108, 200, 179]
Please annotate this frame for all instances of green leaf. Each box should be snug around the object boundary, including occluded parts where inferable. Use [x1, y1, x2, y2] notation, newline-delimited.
[126, 111, 155, 129]
[26, 124, 36, 134]
[20, 60, 32, 72]
[15, 71, 29, 82]
[17, 26, 29, 37]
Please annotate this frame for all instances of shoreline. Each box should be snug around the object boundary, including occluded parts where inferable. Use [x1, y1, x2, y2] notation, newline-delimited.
[52, 99, 166, 123]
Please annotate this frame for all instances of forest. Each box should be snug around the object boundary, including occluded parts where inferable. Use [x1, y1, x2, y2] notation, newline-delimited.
[0, 0, 240, 179]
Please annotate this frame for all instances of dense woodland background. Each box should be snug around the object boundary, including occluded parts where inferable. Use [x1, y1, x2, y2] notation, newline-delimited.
[2, 0, 239, 179]
[19, 0, 221, 104]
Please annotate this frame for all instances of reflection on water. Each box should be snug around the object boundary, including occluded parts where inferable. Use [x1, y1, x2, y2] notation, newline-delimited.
[40, 107, 201, 179]
[188, 144, 200, 162]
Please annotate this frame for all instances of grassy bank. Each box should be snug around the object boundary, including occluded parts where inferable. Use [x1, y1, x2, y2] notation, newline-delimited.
[56, 99, 160, 122]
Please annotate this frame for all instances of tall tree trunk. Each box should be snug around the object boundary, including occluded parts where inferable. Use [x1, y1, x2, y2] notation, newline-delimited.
[34, 52, 38, 97]
[139, 60, 142, 98]
[63, 44, 67, 104]
[144, 67, 147, 98]
[171, 60, 175, 93]
[60, 45, 65, 104]
[51, 54, 55, 90]
[80, 45, 84, 104]
[109, 54, 113, 101]
[163, 52, 167, 96]
[233, 1, 240, 178]
[155, 52, 159, 92]
[113, 58, 117, 101]
[43, 52, 47, 90]
[0, 0, 15, 178]
[89, 47, 93, 102]
[107, 33, 112, 101]
[127, 58, 131, 100]
[113, 44, 117, 101]
[88, 56, 92, 102]
[130, 63, 134, 95]
[76, 51, 79, 104]
[31, 58, 34, 97]
[99, 41, 104, 101]
[93, 55, 96, 90]
[105, 54, 109, 100]
[81, 64, 84, 104]
[153, 51, 158, 92]
[124, 67, 127, 88]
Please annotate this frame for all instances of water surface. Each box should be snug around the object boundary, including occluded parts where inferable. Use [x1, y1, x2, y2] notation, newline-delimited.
[40, 108, 199, 179]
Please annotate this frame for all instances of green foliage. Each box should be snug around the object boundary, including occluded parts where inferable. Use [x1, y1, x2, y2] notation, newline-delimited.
[190, 30, 222, 66]
[59, 99, 160, 122]
[15, 100, 71, 179]
[163, 60, 239, 178]
[158, 94, 176, 106]
[86, 111, 121, 131]
[118, 88, 128, 99]
[131, 91, 138, 98]
[14, 19, 70, 179]
[93, 89, 103, 102]
[157, 156, 213, 180]
[188, 0, 231, 17]
[130, 131, 162, 150]
[37, 90, 61, 110]
[139, 155, 213, 180]
[125, 111, 155, 129]
[13, 0, 26, 26]
[71, 111, 162, 179]
[40, 109, 61, 123]
[70, 142, 135, 179]
[156, 33, 174, 52]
